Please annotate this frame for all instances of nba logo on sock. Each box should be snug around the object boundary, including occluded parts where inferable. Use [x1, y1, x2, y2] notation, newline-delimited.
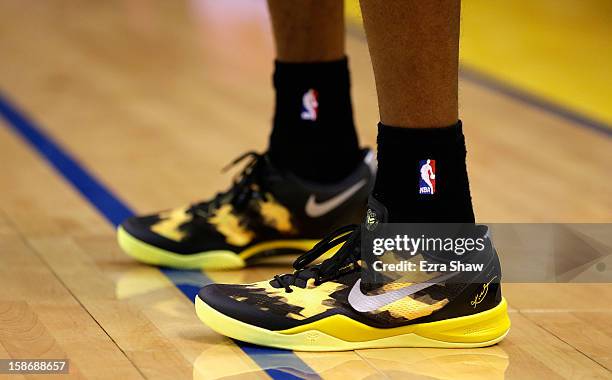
[300, 88, 319, 121]
[418, 159, 436, 195]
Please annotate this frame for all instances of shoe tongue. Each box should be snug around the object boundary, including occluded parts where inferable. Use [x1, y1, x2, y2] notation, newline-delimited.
[364, 196, 427, 291]
[364, 196, 389, 231]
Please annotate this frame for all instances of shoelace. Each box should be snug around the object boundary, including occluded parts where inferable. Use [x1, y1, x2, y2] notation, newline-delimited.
[273, 224, 361, 293]
[188, 151, 265, 216]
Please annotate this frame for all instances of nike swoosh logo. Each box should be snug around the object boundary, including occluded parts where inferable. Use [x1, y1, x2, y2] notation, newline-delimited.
[348, 272, 459, 313]
[305, 179, 367, 218]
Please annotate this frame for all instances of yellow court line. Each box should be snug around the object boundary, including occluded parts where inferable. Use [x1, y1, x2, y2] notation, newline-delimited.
[345, 0, 612, 128]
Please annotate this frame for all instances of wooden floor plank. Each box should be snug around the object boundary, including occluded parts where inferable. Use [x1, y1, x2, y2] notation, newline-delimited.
[522, 311, 612, 372]
[356, 345, 510, 380]
[0, 214, 142, 379]
[501, 312, 610, 379]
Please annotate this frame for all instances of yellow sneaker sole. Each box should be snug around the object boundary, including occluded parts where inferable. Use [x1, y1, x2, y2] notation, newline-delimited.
[117, 226, 320, 270]
[195, 295, 510, 351]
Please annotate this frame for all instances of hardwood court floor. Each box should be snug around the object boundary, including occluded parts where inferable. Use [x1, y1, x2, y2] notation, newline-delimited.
[0, 1, 610, 379]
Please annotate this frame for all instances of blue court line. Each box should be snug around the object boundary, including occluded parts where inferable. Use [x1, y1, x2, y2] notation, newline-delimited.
[0, 98, 133, 227]
[0, 92, 318, 380]
[459, 65, 612, 139]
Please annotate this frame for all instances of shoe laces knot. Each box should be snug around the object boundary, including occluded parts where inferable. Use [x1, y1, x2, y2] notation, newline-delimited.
[189, 151, 266, 216]
[273, 224, 361, 292]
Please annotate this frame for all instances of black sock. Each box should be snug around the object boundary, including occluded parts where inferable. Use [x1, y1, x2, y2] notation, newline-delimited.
[373, 121, 475, 223]
[268, 58, 361, 183]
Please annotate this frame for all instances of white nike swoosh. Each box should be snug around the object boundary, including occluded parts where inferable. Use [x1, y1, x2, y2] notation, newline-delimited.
[347, 272, 459, 313]
[305, 179, 367, 218]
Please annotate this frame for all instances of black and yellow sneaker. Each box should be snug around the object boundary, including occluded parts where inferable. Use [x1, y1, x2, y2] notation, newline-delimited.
[117, 150, 375, 270]
[194, 198, 510, 350]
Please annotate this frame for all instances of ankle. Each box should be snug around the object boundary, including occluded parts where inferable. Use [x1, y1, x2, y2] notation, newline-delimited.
[372, 120, 475, 222]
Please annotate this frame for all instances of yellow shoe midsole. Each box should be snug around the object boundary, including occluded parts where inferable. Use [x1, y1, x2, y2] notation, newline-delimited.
[278, 297, 511, 344]
[195, 296, 511, 351]
[117, 225, 320, 270]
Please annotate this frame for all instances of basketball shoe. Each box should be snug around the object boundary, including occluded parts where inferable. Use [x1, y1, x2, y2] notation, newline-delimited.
[195, 198, 510, 350]
[117, 150, 375, 270]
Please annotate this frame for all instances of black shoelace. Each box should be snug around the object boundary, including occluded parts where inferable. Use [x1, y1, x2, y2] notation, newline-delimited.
[273, 224, 361, 293]
[188, 151, 266, 217]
